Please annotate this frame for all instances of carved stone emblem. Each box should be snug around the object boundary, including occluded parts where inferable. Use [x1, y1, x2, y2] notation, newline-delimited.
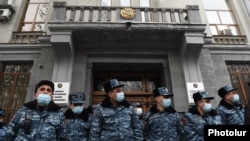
[120, 8, 135, 20]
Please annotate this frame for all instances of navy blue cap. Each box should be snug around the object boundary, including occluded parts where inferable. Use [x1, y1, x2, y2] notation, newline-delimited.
[193, 91, 214, 103]
[218, 85, 237, 98]
[153, 87, 173, 98]
[69, 92, 85, 104]
[34, 80, 54, 93]
[131, 102, 142, 108]
[0, 108, 4, 117]
[103, 79, 124, 93]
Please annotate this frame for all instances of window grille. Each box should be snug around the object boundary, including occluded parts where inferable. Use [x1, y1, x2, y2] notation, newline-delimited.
[0, 61, 33, 122]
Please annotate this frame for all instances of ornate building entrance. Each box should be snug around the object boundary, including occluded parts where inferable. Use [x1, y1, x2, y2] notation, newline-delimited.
[92, 71, 162, 112]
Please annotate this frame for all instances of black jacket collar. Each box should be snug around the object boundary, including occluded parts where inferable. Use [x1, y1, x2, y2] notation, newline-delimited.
[64, 108, 89, 121]
[149, 104, 177, 114]
[24, 100, 61, 111]
[188, 105, 200, 115]
[101, 96, 131, 108]
[189, 105, 218, 116]
[219, 99, 242, 109]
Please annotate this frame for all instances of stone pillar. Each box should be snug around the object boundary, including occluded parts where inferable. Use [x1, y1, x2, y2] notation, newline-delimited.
[180, 32, 204, 82]
[50, 31, 74, 83]
[50, 1, 66, 22]
[186, 5, 202, 23]
[85, 63, 93, 106]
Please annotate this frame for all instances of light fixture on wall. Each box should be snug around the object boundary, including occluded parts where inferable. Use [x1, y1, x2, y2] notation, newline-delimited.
[39, 65, 44, 69]
[126, 22, 132, 32]
[0, 0, 15, 22]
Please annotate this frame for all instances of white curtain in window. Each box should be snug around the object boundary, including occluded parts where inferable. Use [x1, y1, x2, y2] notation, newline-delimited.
[243, 0, 250, 17]
[140, 0, 149, 7]
[101, 0, 111, 6]
[120, 0, 130, 6]
[202, 0, 229, 10]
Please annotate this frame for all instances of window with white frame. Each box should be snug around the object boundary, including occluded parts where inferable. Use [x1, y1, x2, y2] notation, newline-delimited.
[202, 0, 240, 36]
[20, 0, 50, 31]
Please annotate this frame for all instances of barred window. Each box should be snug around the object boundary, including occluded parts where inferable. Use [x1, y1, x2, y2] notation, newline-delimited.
[226, 61, 250, 106]
[0, 61, 33, 122]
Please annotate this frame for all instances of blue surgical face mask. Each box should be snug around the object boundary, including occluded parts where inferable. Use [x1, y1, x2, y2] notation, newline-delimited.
[72, 106, 84, 114]
[37, 94, 51, 106]
[135, 108, 143, 116]
[116, 92, 125, 102]
[232, 94, 240, 103]
[162, 98, 171, 108]
[202, 103, 212, 113]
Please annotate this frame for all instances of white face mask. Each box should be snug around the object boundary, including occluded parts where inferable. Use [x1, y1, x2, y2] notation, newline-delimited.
[232, 94, 240, 103]
[72, 106, 84, 114]
[115, 92, 125, 102]
[162, 98, 171, 108]
[202, 103, 212, 113]
[135, 108, 142, 116]
[37, 93, 51, 106]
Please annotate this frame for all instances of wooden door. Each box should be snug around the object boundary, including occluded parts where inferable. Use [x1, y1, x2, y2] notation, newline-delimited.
[92, 72, 161, 113]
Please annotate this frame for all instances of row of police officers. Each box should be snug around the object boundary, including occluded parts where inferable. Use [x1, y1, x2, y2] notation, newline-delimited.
[0, 79, 248, 140]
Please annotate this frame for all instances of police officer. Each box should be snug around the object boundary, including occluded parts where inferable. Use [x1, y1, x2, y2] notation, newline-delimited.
[62, 92, 91, 141]
[216, 84, 244, 125]
[142, 87, 183, 141]
[131, 102, 143, 120]
[89, 79, 143, 141]
[6, 80, 65, 141]
[0, 108, 8, 141]
[182, 91, 222, 140]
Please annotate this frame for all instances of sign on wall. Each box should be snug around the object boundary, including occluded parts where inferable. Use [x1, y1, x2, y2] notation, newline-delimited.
[186, 82, 205, 104]
[53, 82, 70, 106]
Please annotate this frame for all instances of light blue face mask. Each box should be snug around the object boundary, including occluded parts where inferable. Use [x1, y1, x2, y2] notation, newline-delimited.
[116, 92, 125, 102]
[135, 108, 143, 116]
[37, 94, 51, 106]
[162, 98, 171, 108]
[202, 103, 212, 113]
[72, 106, 84, 114]
[232, 94, 240, 103]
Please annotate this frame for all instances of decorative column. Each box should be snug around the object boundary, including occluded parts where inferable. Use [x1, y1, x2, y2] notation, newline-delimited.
[48, 2, 74, 106]
[180, 32, 205, 104]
